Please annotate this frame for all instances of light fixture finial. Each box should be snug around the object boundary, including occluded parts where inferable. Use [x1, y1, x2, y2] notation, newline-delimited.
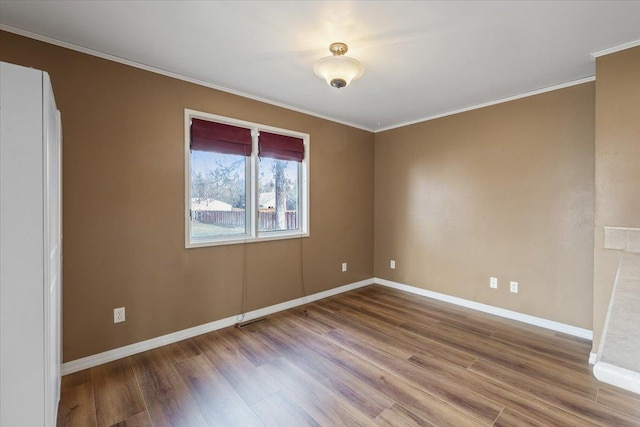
[329, 42, 348, 56]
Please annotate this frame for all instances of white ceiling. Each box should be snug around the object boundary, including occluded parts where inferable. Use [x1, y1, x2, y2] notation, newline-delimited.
[1, 1, 639, 131]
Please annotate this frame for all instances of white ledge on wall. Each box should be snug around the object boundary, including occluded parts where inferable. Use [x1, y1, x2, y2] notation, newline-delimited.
[604, 227, 640, 253]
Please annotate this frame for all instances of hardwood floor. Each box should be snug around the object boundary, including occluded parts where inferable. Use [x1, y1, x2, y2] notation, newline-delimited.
[57, 285, 640, 426]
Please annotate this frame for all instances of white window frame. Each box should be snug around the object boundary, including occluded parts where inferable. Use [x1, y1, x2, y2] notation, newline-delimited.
[184, 109, 310, 248]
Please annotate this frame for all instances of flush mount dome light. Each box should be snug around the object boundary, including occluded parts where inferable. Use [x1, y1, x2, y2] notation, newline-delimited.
[313, 42, 364, 89]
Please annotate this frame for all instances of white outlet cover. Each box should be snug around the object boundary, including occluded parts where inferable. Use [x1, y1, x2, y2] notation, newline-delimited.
[390, 260, 396, 269]
[510, 281, 518, 293]
[341, 262, 347, 272]
[490, 277, 498, 289]
[114, 307, 125, 323]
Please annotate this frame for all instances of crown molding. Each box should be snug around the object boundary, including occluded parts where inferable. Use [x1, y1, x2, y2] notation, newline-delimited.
[376, 76, 596, 133]
[591, 39, 640, 59]
[0, 24, 374, 133]
[1, 24, 616, 135]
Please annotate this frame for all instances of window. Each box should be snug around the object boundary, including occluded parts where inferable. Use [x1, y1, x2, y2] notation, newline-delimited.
[185, 110, 309, 247]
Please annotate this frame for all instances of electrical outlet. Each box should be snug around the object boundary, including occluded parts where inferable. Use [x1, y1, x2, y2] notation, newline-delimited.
[390, 260, 396, 269]
[114, 307, 125, 323]
[341, 262, 347, 272]
[510, 281, 518, 294]
[490, 277, 498, 289]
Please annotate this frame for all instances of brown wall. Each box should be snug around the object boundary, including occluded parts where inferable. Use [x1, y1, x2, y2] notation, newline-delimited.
[0, 31, 375, 361]
[593, 46, 640, 350]
[374, 84, 595, 329]
[2, 29, 612, 362]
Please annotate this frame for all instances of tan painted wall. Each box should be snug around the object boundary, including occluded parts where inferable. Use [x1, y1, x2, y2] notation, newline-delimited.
[1, 28, 608, 361]
[0, 31, 374, 361]
[375, 84, 595, 329]
[593, 46, 640, 350]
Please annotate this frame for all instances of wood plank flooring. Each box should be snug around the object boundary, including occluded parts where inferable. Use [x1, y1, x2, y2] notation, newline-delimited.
[57, 285, 640, 426]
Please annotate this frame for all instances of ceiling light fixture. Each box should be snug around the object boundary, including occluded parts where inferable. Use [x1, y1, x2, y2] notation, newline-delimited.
[313, 42, 364, 89]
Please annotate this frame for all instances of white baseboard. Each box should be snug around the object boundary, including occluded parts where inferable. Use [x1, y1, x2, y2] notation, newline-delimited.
[61, 278, 374, 375]
[593, 361, 640, 394]
[374, 278, 593, 340]
[63, 276, 594, 375]
[589, 352, 598, 364]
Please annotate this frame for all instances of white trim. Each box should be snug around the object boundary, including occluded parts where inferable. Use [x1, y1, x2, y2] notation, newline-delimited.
[589, 352, 598, 365]
[61, 276, 595, 374]
[184, 109, 310, 248]
[376, 76, 596, 133]
[61, 278, 374, 375]
[595, 254, 625, 360]
[374, 278, 593, 340]
[591, 40, 640, 59]
[0, 24, 372, 132]
[2, 24, 602, 135]
[593, 362, 640, 394]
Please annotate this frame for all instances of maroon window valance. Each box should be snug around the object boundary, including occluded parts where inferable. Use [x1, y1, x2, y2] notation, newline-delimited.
[190, 118, 252, 156]
[258, 132, 305, 162]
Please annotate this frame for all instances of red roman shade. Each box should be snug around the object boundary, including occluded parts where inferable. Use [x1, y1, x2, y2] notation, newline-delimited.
[190, 118, 252, 156]
[258, 132, 305, 162]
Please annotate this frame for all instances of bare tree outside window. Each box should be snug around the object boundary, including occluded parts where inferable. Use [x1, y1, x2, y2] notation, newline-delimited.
[259, 157, 298, 232]
[185, 110, 308, 247]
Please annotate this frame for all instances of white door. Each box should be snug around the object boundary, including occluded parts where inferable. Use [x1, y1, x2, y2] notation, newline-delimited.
[44, 72, 62, 426]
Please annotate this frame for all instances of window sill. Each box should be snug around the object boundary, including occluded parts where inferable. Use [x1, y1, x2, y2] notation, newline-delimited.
[186, 230, 310, 249]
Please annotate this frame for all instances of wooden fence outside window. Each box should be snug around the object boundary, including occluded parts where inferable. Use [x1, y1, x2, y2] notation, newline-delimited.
[193, 210, 297, 230]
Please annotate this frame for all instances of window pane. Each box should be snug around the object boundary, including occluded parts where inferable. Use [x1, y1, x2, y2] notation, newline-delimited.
[258, 157, 299, 232]
[190, 150, 247, 241]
